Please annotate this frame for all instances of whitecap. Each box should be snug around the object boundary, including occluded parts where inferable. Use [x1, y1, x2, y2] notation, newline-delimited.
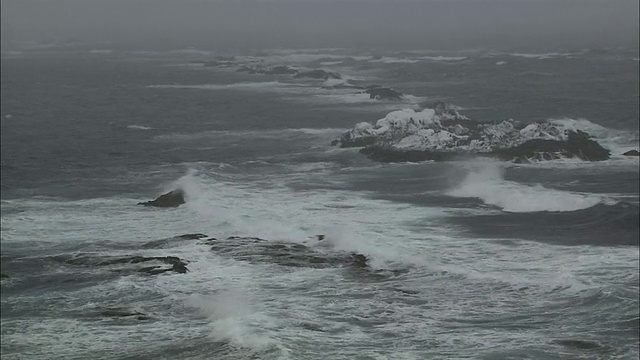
[127, 125, 153, 130]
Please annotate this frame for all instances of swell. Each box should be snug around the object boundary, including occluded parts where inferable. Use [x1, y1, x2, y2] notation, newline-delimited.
[447, 202, 639, 247]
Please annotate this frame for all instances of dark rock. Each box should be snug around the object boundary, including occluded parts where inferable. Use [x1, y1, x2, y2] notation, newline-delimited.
[362, 87, 403, 100]
[100, 307, 150, 320]
[141, 233, 209, 249]
[177, 233, 208, 240]
[359, 130, 610, 163]
[294, 70, 341, 80]
[202, 236, 376, 270]
[350, 253, 369, 268]
[494, 130, 610, 162]
[394, 288, 419, 295]
[554, 339, 603, 350]
[300, 322, 325, 332]
[0, 273, 8, 279]
[623, 149, 640, 156]
[138, 189, 185, 208]
[58, 254, 189, 275]
[100, 256, 188, 274]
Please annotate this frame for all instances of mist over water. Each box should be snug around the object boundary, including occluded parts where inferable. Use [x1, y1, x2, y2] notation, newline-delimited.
[2, 0, 639, 51]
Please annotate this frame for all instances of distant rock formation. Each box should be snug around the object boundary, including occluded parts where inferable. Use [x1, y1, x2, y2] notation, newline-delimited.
[623, 149, 639, 156]
[361, 86, 403, 100]
[138, 189, 185, 208]
[294, 70, 341, 80]
[333, 103, 610, 163]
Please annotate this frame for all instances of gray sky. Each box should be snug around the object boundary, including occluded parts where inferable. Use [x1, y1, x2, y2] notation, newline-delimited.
[2, 0, 638, 51]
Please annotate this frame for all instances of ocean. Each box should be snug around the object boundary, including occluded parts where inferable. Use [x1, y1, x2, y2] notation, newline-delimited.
[1, 46, 639, 359]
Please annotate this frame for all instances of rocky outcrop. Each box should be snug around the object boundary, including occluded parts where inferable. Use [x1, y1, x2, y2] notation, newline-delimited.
[56, 254, 189, 275]
[334, 104, 611, 163]
[138, 189, 185, 208]
[361, 86, 403, 100]
[294, 70, 341, 80]
[203, 236, 370, 269]
[494, 130, 610, 162]
[141, 233, 209, 249]
[99, 307, 150, 321]
[623, 149, 639, 156]
[359, 130, 609, 163]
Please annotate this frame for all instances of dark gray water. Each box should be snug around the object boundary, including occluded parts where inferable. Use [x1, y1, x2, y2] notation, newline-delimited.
[1, 46, 639, 359]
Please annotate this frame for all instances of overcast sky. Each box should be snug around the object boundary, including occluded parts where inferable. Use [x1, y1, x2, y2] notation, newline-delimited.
[2, 0, 638, 51]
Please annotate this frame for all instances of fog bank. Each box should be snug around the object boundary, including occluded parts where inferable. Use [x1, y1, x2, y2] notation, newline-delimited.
[2, 0, 638, 51]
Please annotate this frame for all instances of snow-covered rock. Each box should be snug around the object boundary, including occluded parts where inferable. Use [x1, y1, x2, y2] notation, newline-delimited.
[334, 103, 610, 162]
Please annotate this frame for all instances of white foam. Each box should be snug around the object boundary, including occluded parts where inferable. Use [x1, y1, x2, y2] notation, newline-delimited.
[254, 52, 344, 65]
[89, 49, 112, 54]
[169, 49, 213, 56]
[322, 78, 350, 88]
[187, 291, 281, 352]
[446, 162, 614, 213]
[3, 157, 637, 358]
[127, 125, 153, 130]
[148, 81, 301, 91]
[419, 56, 467, 61]
[285, 128, 349, 135]
[495, 61, 507, 66]
[369, 57, 419, 64]
[508, 52, 575, 59]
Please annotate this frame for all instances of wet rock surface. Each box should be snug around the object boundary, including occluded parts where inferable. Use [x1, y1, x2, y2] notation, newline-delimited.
[53, 254, 189, 275]
[335, 103, 611, 163]
[138, 189, 185, 208]
[361, 86, 403, 100]
[203, 236, 371, 270]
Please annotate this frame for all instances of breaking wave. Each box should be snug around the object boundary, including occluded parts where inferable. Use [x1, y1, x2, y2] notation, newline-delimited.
[446, 162, 616, 213]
